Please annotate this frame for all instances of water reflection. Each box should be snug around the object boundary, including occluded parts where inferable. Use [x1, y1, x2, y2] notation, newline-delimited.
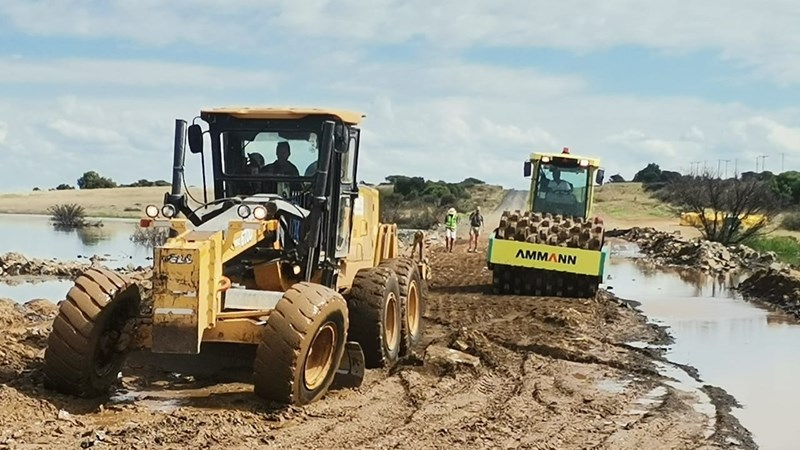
[0, 214, 151, 267]
[607, 246, 800, 450]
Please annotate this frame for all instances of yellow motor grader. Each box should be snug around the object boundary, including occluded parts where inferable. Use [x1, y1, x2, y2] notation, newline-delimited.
[41, 107, 430, 405]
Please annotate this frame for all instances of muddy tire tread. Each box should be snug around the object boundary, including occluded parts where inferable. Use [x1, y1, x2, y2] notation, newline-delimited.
[253, 282, 349, 405]
[378, 257, 426, 356]
[347, 266, 402, 368]
[43, 268, 138, 397]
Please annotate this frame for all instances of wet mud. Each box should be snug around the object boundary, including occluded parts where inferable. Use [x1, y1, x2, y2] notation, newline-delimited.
[0, 246, 754, 449]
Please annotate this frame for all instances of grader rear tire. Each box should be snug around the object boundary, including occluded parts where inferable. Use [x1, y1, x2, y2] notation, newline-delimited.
[253, 282, 349, 405]
[346, 266, 402, 368]
[378, 258, 426, 357]
[42, 268, 141, 397]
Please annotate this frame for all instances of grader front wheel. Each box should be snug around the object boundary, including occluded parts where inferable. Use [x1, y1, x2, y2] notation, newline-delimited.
[253, 282, 349, 405]
[42, 268, 141, 398]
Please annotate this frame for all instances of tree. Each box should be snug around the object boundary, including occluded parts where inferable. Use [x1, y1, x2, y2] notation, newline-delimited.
[391, 176, 425, 197]
[633, 163, 662, 183]
[665, 171, 783, 244]
[77, 171, 116, 189]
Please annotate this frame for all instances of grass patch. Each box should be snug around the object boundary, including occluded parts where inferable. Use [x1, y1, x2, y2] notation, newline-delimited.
[593, 182, 675, 220]
[743, 234, 800, 265]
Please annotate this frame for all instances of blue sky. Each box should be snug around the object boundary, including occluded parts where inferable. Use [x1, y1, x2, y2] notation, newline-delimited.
[1, 1, 800, 191]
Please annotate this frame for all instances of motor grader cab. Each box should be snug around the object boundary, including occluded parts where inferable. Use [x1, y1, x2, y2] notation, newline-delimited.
[41, 107, 430, 406]
[486, 147, 609, 298]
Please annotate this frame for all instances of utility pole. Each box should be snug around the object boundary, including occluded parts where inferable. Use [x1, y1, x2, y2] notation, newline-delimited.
[758, 154, 769, 173]
[717, 159, 722, 178]
[734, 159, 738, 178]
[781, 152, 786, 172]
[722, 159, 731, 178]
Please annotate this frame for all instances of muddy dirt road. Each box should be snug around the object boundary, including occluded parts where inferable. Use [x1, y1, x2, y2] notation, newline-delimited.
[0, 246, 752, 449]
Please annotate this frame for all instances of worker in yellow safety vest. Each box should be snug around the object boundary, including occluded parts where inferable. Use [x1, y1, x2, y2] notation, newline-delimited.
[444, 207, 459, 252]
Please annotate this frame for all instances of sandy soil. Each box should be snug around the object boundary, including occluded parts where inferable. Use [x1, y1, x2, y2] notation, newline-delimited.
[0, 245, 753, 449]
[0, 187, 211, 218]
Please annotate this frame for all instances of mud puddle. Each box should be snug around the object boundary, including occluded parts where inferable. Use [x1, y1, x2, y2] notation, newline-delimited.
[606, 243, 800, 450]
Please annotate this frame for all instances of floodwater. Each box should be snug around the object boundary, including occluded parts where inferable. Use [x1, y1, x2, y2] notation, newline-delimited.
[606, 241, 800, 450]
[0, 213, 153, 302]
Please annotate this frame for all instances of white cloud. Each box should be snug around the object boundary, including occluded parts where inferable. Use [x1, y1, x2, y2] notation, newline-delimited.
[0, 57, 281, 89]
[0, 53, 798, 192]
[2, 1, 800, 83]
[739, 117, 800, 152]
[1, 1, 800, 190]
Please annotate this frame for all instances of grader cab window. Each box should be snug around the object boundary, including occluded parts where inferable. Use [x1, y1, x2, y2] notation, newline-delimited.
[533, 163, 590, 217]
[219, 130, 319, 200]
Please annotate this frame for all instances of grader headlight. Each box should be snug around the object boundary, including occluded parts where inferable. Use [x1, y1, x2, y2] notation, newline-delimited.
[145, 204, 159, 218]
[237, 204, 252, 219]
[161, 204, 177, 218]
[252, 205, 268, 220]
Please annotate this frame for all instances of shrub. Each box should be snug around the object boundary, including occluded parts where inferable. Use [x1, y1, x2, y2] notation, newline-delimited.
[781, 212, 800, 231]
[56, 184, 75, 190]
[130, 226, 168, 247]
[48, 203, 87, 228]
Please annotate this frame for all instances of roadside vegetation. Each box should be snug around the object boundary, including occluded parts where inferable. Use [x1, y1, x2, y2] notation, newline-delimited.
[743, 235, 800, 266]
[377, 176, 505, 229]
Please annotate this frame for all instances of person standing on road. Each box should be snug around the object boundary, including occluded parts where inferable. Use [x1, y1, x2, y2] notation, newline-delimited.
[444, 207, 459, 252]
[467, 206, 484, 252]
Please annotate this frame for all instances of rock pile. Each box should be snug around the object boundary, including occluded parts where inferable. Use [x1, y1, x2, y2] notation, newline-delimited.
[0, 252, 149, 280]
[737, 268, 800, 319]
[619, 227, 786, 274]
[0, 252, 90, 278]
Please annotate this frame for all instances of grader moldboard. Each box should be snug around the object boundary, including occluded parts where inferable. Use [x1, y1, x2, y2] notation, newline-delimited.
[41, 107, 431, 406]
[486, 147, 609, 298]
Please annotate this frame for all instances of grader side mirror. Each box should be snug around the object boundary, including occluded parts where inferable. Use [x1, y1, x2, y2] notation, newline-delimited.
[523, 161, 532, 177]
[333, 124, 350, 153]
[187, 124, 204, 154]
[596, 168, 605, 185]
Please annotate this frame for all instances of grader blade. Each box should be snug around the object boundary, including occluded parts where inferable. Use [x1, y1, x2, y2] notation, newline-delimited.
[331, 341, 365, 389]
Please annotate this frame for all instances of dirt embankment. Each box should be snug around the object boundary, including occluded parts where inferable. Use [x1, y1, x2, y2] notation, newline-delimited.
[615, 227, 800, 321]
[737, 268, 800, 320]
[615, 227, 784, 273]
[0, 247, 752, 449]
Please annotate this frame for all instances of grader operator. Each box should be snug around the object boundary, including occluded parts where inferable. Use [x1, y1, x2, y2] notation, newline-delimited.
[41, 107, 430, 406]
